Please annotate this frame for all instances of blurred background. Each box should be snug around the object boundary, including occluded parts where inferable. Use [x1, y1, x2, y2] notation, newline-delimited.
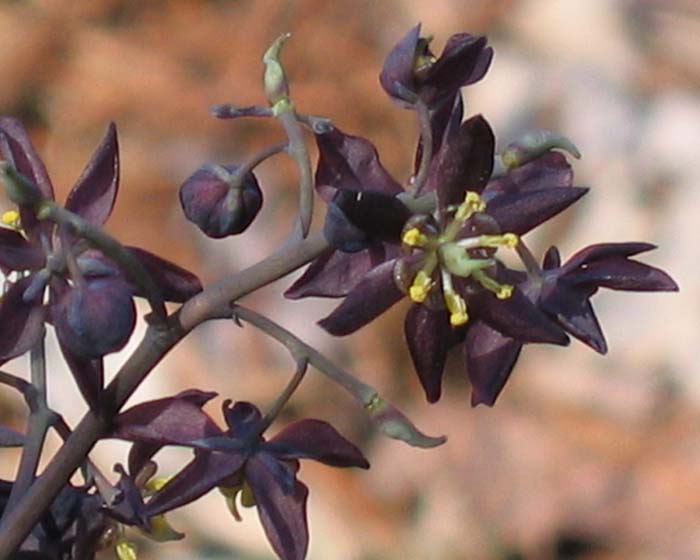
[0, 0, 698, 558]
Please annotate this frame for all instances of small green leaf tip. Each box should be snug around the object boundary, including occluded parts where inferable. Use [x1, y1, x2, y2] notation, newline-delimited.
[366, 394, 447, 449]
[501, 130, 581, 170]
[263, 32, 292, 105]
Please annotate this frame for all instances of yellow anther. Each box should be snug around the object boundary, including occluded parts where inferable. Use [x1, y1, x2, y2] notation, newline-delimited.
[1, 210, 20, 230]
[402, 227, 429, 247]
[115, 537, 138, 560]
[455, 191, 485, 221]
[409, 270, 434, 303]
[444, 290, 469, 326]
[496, 284, 514, 299]
[501, 233, 519, 248]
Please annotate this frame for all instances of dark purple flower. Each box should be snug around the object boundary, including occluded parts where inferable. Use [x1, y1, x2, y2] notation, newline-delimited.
[289, 102, 587, 405]
[0, 478, 107, 558]
[537, 243, 679, 353]
[179, 164, 263, 238]
[464, 243, 678, 407]
[111, 391, 368, 560]
[379, 24, 493, 108]
[0, 118, 202, 392]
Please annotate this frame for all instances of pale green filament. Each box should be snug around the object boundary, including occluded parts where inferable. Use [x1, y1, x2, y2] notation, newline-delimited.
[473, 269, 514, 299]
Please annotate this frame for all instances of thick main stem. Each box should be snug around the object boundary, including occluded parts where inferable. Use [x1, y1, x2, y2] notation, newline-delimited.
[0, 232, 329, 557]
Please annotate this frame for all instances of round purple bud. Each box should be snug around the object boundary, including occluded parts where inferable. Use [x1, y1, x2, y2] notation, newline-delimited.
[179, 164, 263, 239]
[53, 279, 136, 359]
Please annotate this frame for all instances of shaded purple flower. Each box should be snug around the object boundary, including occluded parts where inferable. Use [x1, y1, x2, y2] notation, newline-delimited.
[289, 101, 587, 405]
[179, 163, 263, 238]
[465, 243, 678, 407]
[111, 391, 368, 560]
[379, 24, 493, 109]
[537, 243, 679, 353]
[0, 118, 202, 395]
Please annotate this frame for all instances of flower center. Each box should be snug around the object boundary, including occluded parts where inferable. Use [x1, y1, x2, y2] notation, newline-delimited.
[401, 191, 519, 326]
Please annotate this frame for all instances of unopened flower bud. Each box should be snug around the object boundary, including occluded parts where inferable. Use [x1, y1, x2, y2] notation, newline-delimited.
[500, 130, 581, 170]
[53, 278, 136, 359]
[179, 164, 263, 239]
[263, 33, 291, 107]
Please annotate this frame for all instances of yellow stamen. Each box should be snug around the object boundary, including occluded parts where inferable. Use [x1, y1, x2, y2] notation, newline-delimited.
[146, 514, 183, 542]
[240, 481, 256, 508]
[444, 290, 469, 326]
[455, 191, 485, 221]
[473, 269, 514, 300]
[1, 210, 20, 230]
[402, 227, 429, 247]
[478, 233, 519, 249]
[144, 476, 171, 495]
[115, 537, 138, 560]
[219, 486, 243, 521]
[409, 270, 434, 303]
[496, 284, 514, 300]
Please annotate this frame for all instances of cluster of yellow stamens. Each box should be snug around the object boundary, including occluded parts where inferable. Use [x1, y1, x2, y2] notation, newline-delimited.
[401, 191, 520, 327]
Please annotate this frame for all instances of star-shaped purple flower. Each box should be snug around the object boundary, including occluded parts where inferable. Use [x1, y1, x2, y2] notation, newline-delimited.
[111, 390, 369, 560]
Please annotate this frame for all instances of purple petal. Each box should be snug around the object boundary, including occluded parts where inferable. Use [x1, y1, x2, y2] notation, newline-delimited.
[285, 244, 397, 299]
[0, 228, 45, 272]
[426, 114, 495, 210]
[465, 321, 522, 407]
[484, 152, 573, 199]
[315, 126, 403, 200]
[379, 24, 422, 104]
[0, 118, 54, 198]
[113, 390, 222, 446]
[266, 419, 369, 469]
[318, 258, 404, 336]
[246, 454, 309, 560]
[0, 276, 46, 364]
[127, 246, 203, 302]
[326, 190, 411, 246]
[469, 286, 569, 345]
[146, 451, 245, 516]
[414, 94, 464, 175]
[128, 442, 161, 480]
[422, 33, 492, 105]
[65, 123, 119, 226]
[539, 282, 607, 353]
[0, 118, 54, 240]
[404, 305, 455, 403]
[542, 246, 561, 270]
[222, 400, 263, 439]
[564, 258, 679, 292]
[562, 242, 657, 271]
[486, 186, 588, 235]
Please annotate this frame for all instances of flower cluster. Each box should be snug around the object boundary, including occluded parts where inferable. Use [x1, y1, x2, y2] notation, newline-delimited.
[287, 27, 678, 406]
[0, 22, 679, 560]
[0, 118, 201, 400]
[110, 390, 368, 560]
